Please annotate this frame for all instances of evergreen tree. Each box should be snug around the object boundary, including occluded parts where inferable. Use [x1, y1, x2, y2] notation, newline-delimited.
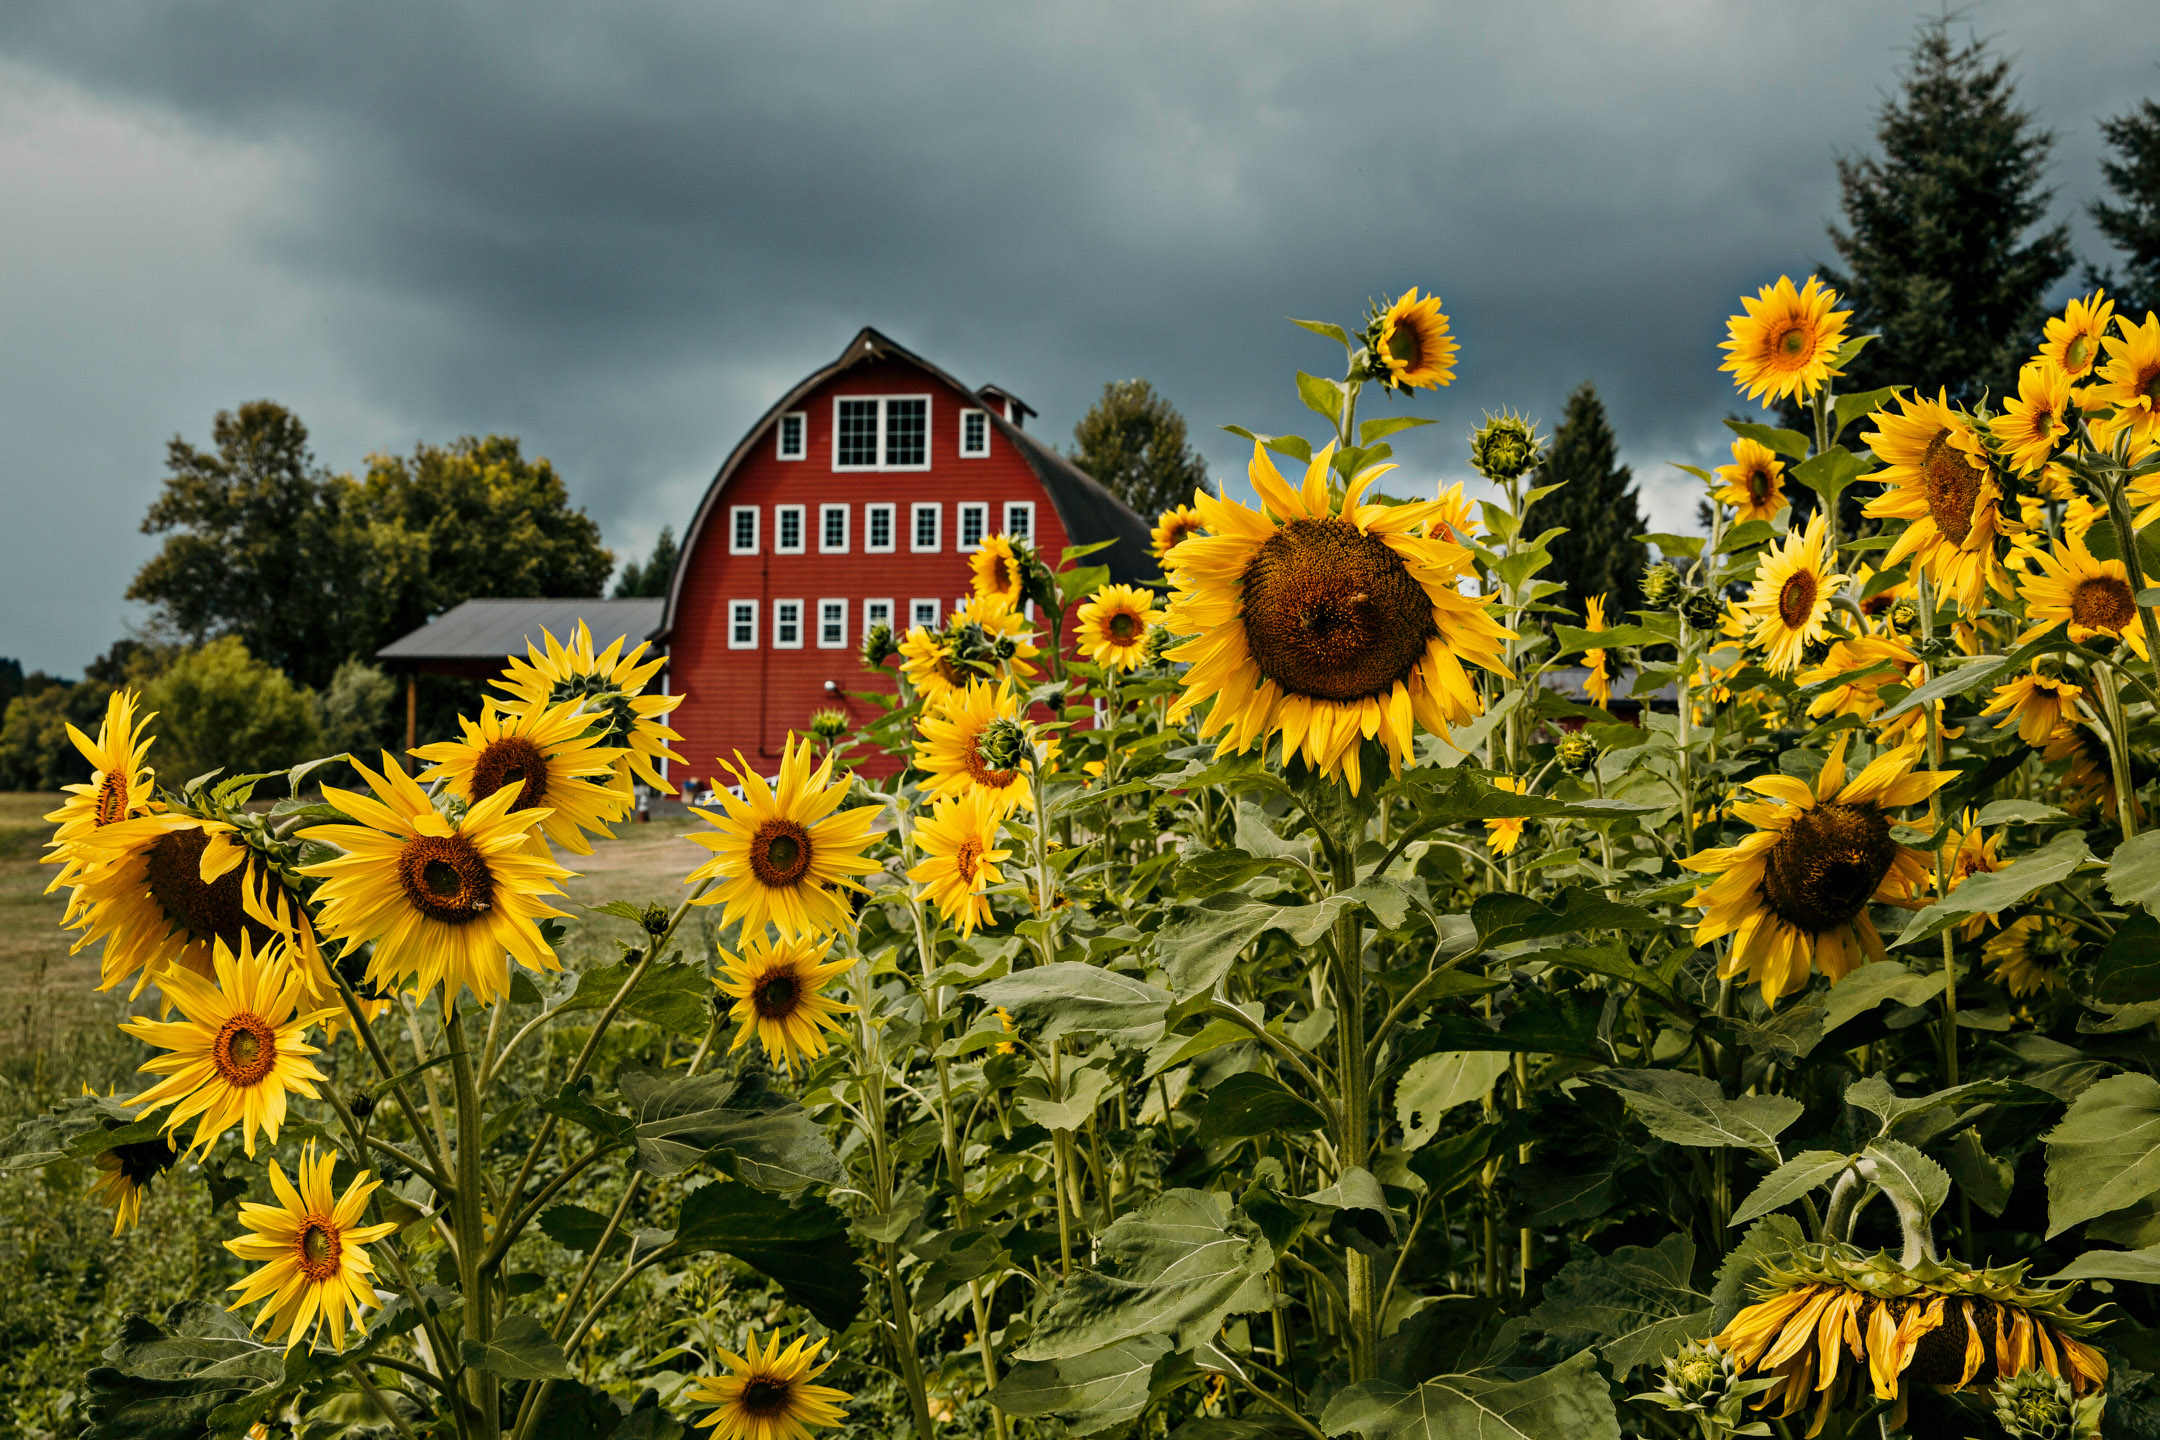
[1069, 379, 1213, 520]
[613, 525, 680, 598]
[1809, 17, 2072, 408]
[1521, 382, 1647, 617]
[2091, 98, 2160, 319]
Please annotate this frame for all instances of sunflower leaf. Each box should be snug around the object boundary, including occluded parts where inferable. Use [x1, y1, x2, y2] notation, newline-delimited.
[461, 1312, 574, 1381]
[1359, 415, 1434, 443]
[1200, 1071, 1328, 1141]
[1893, 831, 2094, 948]
[991, 1336, 1171, 1435]
[663, 1182, 863, 1329]
[621, 1068, 843, 1191]
[1711, 1215, 1807, 1329]
[1527, 1232, 1711, 1377]
[1395, 1051, 1512, 1150]
[1290, 318, 1354, 351]
[1876, 621, 2070, 720]
[1587, 1069, 1800, 1154]
[1295, 371, 1345, 425]
[1722, 419, 1812, 460]
[1833, 385, 1905, 440]
[1859, 1138, 1952, 1225]
[1732, 1151, 1854, 1226]
[1319, 1350, 1620, 1440]
[2044, 1071, 2160, 1237]
[1817, 961, 1945, 1035]
[973, 962, 1170, 1050]
[1790, 445, 1872, 514]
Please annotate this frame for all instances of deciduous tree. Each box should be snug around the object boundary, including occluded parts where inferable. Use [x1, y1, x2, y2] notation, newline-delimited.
[1069, 379, 1213, 521]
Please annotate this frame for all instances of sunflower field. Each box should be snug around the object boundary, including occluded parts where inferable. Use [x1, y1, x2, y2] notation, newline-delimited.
[11, 280, 2160, 1440]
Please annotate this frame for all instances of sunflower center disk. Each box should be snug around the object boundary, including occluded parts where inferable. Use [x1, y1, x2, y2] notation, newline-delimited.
[2071, 576, 2135, 631]
[1776, 571, 1818, 630]
[1109, 612, 1138, 640]
[739, 1378, 793, 1416]
[471, 734, 551, 810]
[144, 829, 272, 949]
[1776, 324, 1808, 357]
[1759, 802, 1896, 934]
[396, 834, 495, 925]
[750, 821, 814, 887]
[1387, 326, 1422, 368]
[1748, 470, 1773, 505]
[1919, 432, 1982, 544]
[296, 1217, 343, 1280]
[94, 773, 129, 826]
[1239, 519, 1436, 703]
[753, 973, 800, 1019]
[954, 838, 983, 885]
[212, 1013, 278, 1087]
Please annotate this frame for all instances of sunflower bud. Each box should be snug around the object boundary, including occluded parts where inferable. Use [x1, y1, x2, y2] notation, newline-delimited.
[1887, 598, 1920, 632]
[1632, 1340, 1768, 1434]
[861, 623, 898, 669]
[1468, 411, 1544, 484]
[640, 902, 671, 938]
[808, 708, 848, 742]
[978, 717, 1031, 774]
[1641, 561, 1684, 608]
[1557, 732, 1599, 773]
[1679, 588, 1722, 630]
[1145, 625, 1178, 665]
[349, 1091, 377, 1121]
[1016, 543, 1059, 613]
[1993, 1366, 2104, 1440]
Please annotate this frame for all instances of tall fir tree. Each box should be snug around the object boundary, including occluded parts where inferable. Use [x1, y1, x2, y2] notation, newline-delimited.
[1069, 379, 1213, 520]
[613, 525, 680, 597]
[1804, 17, 2071, 411]
[2090, 98, 2160, 320]
[1521, 382, 1647, 617]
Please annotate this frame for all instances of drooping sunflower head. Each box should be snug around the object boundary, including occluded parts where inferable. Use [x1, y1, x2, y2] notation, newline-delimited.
[492, 621, 687, 795]
[1720, 275, 1851, 403]
[970, 534, 1028, 606]
[951, 593, 1042, 677]
[89, 1134, 178, 1235]
[2088, 309, 2160, 449]
[1737, 511, 1844, 676]
[1365, 287, 1458, 392]
[1076, 583, 1165, 672]
[687, 733, 879, 941]
[1152, 502, 1206, 562]
[43, 688, 160, 907]
[1986, 915, 2075, 999]
[906, 787, 1010, 937]
[224, 1141, 398, 1351]
[916, 678, 1032, 815]
[715, 931, 857, 1073]
[412, 697, 629, 856]
[300, 753, 570, 1009]
[1714, 437, 1789, 523]
[1484, 776, 1528, 855]
[2017, 532, 2147, 660]
[2039, 290, 2116, 381]
[1162, 441, 1511, 792]
[687, 1332, 852, 1440]
[898, 624, 966, 702]
[1982, 672, 2087, 748]
[2043, 720, 2141, 825]
[1997, 362, 2077, 476]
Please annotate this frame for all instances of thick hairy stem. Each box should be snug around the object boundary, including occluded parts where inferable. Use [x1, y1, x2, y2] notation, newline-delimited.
[1822, 1167, 1862, 1244]
[1856, 1159, 1938, 1267]
[1331, 901, 1377, 1382]
[448, 1014, 497, 1438]
[884, 1241, 940, 1440]
[1914, 570, 1963, 1085]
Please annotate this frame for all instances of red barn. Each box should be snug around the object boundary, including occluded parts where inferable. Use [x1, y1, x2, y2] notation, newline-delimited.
[654, 327, 1153, 782]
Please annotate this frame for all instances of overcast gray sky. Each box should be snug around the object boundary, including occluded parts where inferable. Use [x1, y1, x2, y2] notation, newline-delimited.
[2, 2, 2153, 674]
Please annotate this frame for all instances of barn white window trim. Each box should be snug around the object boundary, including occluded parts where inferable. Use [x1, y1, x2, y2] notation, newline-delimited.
[728, 600, 759, 650]
[776, 411, 808, 461]
[831, 394, 933, 472]
[911, 503, 941, 553]
[819, 503, 849, 554]
[817, 598, 848, 649]
[774, 504, 806, 555]
[957, 502, 989, 552]
[910, 598, 941, 630]
[958, 407, 990, 458]
[863, 597, 894, 634]
[773, 599, 804, 649]
[864, 503, 896, 554]
[1003, 501, 1036, 543]
[729, 506, 759, 555]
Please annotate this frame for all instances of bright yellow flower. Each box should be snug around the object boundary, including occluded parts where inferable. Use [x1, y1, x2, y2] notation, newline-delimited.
[225, 1142, 398, 1350]
[1162, 441, 1511, 793]
[492, 620, 686, 795]
[1583, 594, 1614, 710]
[1799, 634, 1922, 742]
[2015, 531, 2147, 661]
[898, 625, 966, 702]
[1720, 275, 1851, 404]
[1980, 672, 2086, 747]
[1986, 915, 2073, 998]
[686, 734, 879, 940]
[1994, 361, 2076, 475]
[687, 1332, 852, 1440]
[2038, 290, 2115, 381]
[1685, 737, 1955, 1004]
[1737, 511, 1843, 676]
[2086, 308, 2160, 449]
[1937, 812, 2010, 941]
[1713, 437, 1789, 523]
[42, 688, 160, 914]
[1075, 583, 1164, 672]
[908, 789, 1009, 938]
[1372, 287, 1458, 391]
[88, 1134, 176, 1236]
[1152, 503, 1206, 562]
[411, 697, 629, 856]
[2043, 720, 2140, 826]
[915, 678, 1031, 816]
[1863, 392, 2014, 611]
[300, 753, 570, 1009]
[714, 932, 857, 1074]
[969, 534, 1026, 606]
[1485, 777, 1527, 855]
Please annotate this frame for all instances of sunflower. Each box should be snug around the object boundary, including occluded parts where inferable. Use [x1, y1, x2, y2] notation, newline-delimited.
[225, 1141, 398, 1350]
[898, 625, 967, 702]
[42, 688, 160, 912]
[1162, 441, 1511, 793]
[714, 931, 857, 1073]
[88, 1134, 177, 1235]
[1152, 503, 1206, 562]
[1720, 275, 1851, 404]
[687, 734, 879, 940]
[916, 679, 1032, 816]
[1485, 777, 1528, 856]
[120, 935, 327, 1158]
[1985, 915, 2073, 1000]
[2015, 531, 2147, 660]
[2086, 309, 2160, 449]
[1981, 672, 2087, 747]
[2038, 290, 2116, 382]
[908, 789, 1009, 938]
[1685, 737, 1955, 1004]
[1583, 594, 1615, 709]
[1938, 812, 2011, 941]
[1076, 584, 1164, 672]
[1863, 392, 2014, 610]
[1995, 362, 2076, 476]
[951, 593, 1042, 678]
[2042, 721, 2141, 826]
[1714, 438, 1789, 523]
[410, 697, 629, 856]
[1370, 287, 1458, 392]
[969, 534, 1027, 606]
[1798, 634, 1927, 744]
[686, 1332, 852, 1440]
[299, 753, 570, 1009]
[492, 621, 686, 795]
[1715, 1246, 2106, 1434]
[1737, 512, 1843, 676]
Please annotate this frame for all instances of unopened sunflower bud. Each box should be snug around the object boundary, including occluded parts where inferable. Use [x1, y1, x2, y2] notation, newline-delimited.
[861, 623, 898, 669]
[1679, 588, 1721, 630]
[1017, 544, 1059, 613]
[978, 717, 1031, 774]
[808, 708, 848, 742]
[640, 902, 671, 937]
[1641, 561, 1684, 608]
[1557, 732, 1598, 772]
[1468, 411, 1544, 484]
[1993, 1366, 2103, 1440]
[349, 1091, 377, 1121]
[1145, 625, 1178, 664]
[1887, 598, 1919, 631]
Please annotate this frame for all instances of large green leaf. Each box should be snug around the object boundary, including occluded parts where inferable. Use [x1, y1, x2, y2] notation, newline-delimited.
[1320, 1350, 1620, 1439]
[991, 1337, 1170, 1435]
[461, 1313, 575, 1381]
[1201, 1072, 1328, 1141]
[2107, 831, 2160, 918]
[621, 1069, 843, 1190]
[1152, 893, 1359, 997]
[973, 963, 1171, 1051]
[1471, 888, 1661, 950]
[2097, 913, 2160, 1004]
[2041, 1246, 2160, 1284]
[0, 1092, 168, 1170]
[1818, 962, 1945, 1035]
[549, 958, 714, 1035]
[1528, 1232, 1711, 1376]
[2044, 1072, 2160, 1237]
[79, 1302, 283, 1440]
[1588, 1069, 1800, 1153]
[1860, 1139, 1952, 1226]
[1016, 1063, 1118, 1132]
[1894, 832, 2093, 947]
[1731, 1152, 1853, 1226]
[1014, 1189, 1275, 1361]
[1395, 1052, 1512, 1150]
[666, 1181, 863, 1329]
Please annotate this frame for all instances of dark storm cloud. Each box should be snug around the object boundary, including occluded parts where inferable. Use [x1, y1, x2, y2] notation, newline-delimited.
[2, 1, 2154, 670]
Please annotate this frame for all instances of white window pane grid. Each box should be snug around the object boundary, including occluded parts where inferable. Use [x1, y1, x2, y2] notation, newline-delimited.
[774, 600, 803, 648]
[837, 399, 879, 467]
[885, 398, 926, 466]
[818, 599, 847, 648]
[866, 504, 894, 552]
[821, 504, 848, 552]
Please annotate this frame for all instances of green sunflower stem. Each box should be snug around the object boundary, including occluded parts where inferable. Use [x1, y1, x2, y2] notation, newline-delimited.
[1330, 869, 1378, 1382]
[1914, 570, 1961, 1089]
[448, 1011, 498, 1438]
[2100, 470, 2160, 708]
[2094, 659, 2142, 843]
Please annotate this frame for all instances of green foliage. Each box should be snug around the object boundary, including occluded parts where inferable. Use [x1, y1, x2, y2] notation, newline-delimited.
[311, 658, 397, 759]
[613, 525, 680, 598]
[2091, 97, 2160, 317]
[0, 677, 107, 789]
[1517, 382, 1646, 614]
[1068, 378, 1214, 520]
[141, 636, 320, 784]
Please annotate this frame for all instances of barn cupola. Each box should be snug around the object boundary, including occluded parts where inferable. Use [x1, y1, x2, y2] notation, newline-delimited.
[976, 385, 1037, 429]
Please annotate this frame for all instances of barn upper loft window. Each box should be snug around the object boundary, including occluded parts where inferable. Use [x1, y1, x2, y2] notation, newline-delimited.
[959, 408, 989, 458]
[833, 396, 931, 471]
[776, 411, 806, 460]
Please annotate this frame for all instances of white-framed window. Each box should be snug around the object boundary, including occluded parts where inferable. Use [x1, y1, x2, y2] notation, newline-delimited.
[831, 395, 933, 471]
[817, 599, 848, 649]
[729, 506, 759, 555]
[911, 503, 941, 553]
[864, 598, 894, 634]
[1004, 501, 1035, 542]
[959, 407, 990, 458]
[819, 504, 849, 554]
[957, 502, 989, 552]
[728, 600, 758, 649]
[865, 503, 895, 554]
[911, 598, 941, 630]
[776, 411, 807, 461]
[773, 599, 803, 649]
[775, 504, 805, 554]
